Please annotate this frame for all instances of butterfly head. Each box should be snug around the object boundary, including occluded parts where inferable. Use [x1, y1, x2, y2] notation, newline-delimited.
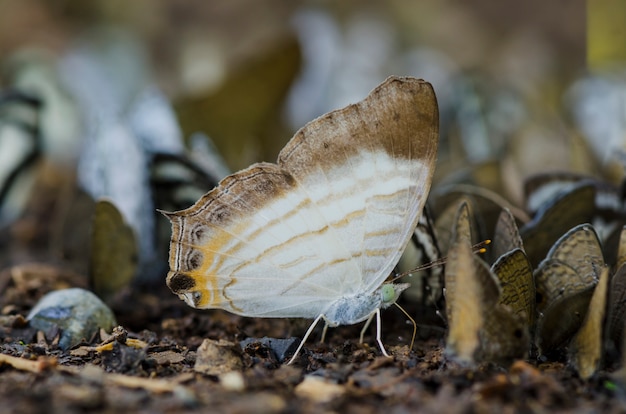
[379, 283, 410, 309]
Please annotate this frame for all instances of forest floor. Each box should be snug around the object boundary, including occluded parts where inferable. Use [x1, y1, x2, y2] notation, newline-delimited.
[1, 267, 624, 414]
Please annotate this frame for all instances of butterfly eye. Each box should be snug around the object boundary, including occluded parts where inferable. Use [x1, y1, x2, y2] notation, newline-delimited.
[182, 291, 203, 307]
[381, 284, 396, 303]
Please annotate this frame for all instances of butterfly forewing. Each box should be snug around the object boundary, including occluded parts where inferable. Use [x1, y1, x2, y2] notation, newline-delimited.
[278, 78, 438, 294]
[570, 266, 610, 379]
[492, 248, 535, 330]
[521, 184, 596, 267]
[91, 199, 138, 300]
[546, 223, 604, 282]
[493, 208, 524, 259]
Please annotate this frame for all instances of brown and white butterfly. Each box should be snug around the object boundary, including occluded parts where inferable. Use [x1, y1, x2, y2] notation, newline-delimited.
[162, 76, 439, 363]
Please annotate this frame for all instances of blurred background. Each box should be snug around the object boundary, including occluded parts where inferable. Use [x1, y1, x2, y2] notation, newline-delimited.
[0, 0, 624, 293]
[0, 0, 587, 168]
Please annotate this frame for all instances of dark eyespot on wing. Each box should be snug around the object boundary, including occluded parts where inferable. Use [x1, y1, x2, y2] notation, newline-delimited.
[168, 272, 196, 292]
[207, 203, 231, 224]
[191, 224, 206, 244]
[282, 171, 296, 187]
[255, 176, 276, 194]
[185, 250, 204, 271]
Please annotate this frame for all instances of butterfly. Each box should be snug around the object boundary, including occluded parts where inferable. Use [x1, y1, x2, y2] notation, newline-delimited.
[90, 198, 138, 301]
[534, 223, 604, 354]
[445, 201, 530, 365]
[520, 181, 596, 267]
[569, 265, 609, 379]
[162, 76, 439, 363]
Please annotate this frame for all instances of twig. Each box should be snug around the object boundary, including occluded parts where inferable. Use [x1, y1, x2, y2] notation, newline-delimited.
[0, 353, 57, 373]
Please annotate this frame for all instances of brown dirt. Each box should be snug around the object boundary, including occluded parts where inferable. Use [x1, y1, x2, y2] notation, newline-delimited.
[1, 269, 625, 414]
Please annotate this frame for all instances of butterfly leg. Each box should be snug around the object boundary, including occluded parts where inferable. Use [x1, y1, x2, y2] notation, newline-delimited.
[375, 308, 391, 357]
[359, 313, 375, 344]
[320, 322, 329, 343]
[286, 313, 325, 365]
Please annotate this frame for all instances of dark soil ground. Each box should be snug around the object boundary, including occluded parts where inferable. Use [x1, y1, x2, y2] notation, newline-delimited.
[1, 265, 625, 414]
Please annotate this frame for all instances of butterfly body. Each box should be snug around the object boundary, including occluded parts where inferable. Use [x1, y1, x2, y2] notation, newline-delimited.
[322, 283, 409, 326]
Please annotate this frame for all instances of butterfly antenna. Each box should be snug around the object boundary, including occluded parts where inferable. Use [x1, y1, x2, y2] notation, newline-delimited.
[394, 302, 417, 350]
[391, 239, 491, 282]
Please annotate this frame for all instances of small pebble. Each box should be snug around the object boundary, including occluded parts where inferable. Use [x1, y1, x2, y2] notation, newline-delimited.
[240, 337, 301, 362]
[27, 288, 117, 350]
[294, 375, 346, 403]
[194, 339, 242, 375]
[173, 385, 198, 407]
[219, 371, 246, 391]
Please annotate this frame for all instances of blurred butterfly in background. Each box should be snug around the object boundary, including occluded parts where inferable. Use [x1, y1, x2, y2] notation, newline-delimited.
[445, 201, 530, 365]
[395, 206, 444, 308]
[0, 90, 42, 228]
[534, 223, 604, 355]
